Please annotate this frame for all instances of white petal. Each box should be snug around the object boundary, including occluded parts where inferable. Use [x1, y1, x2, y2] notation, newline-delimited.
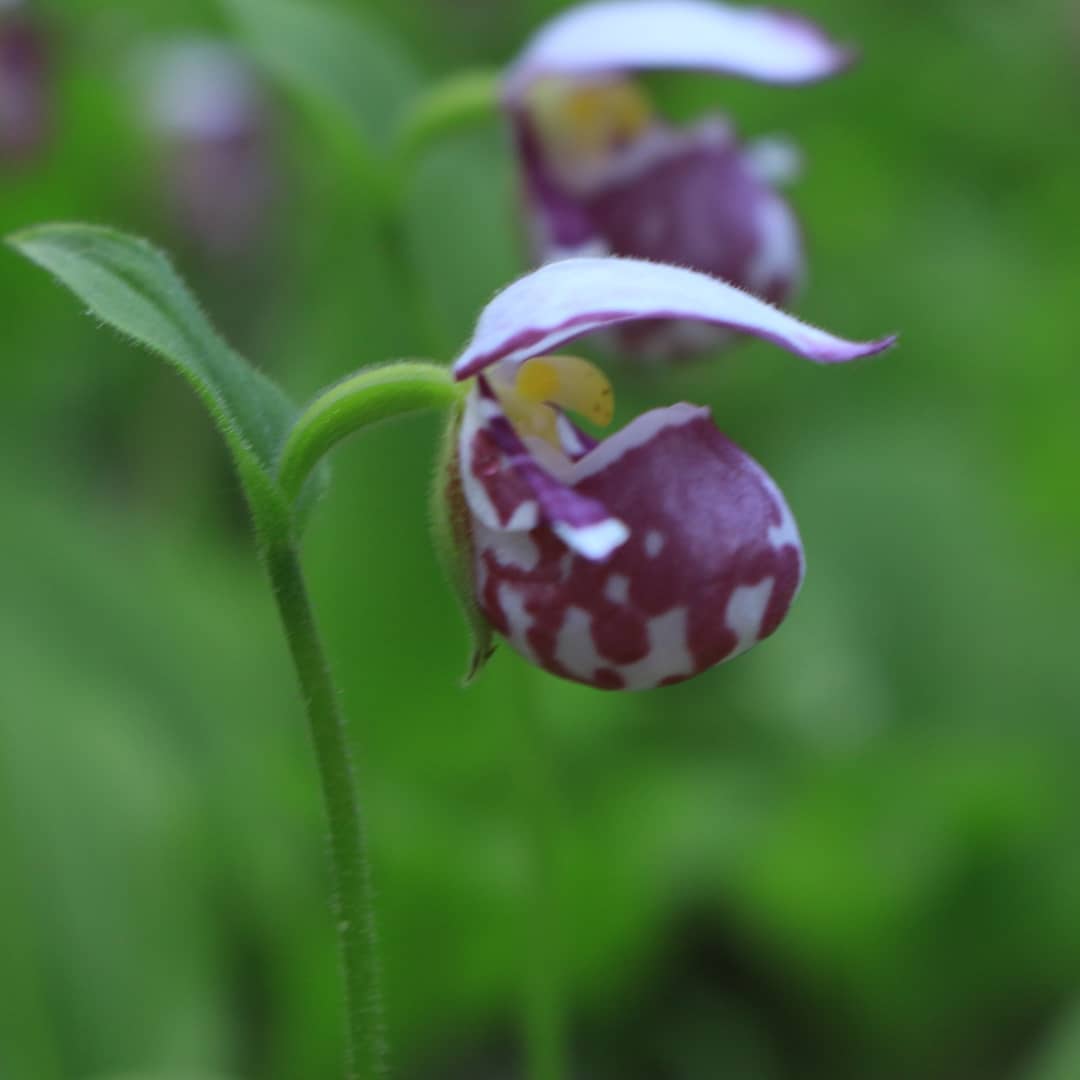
[453, 256, 895, 379]
[505, 0, 853, 102]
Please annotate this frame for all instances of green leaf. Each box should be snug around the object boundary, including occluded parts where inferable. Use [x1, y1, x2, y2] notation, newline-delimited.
[223, 0, 420, 171]
[6, 223, 299, 534]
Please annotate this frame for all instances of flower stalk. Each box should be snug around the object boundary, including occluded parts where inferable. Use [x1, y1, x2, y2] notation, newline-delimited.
[262, 536, 387, 1080]
[264, 361, 480, 1079]
[278, 361, 462, 507]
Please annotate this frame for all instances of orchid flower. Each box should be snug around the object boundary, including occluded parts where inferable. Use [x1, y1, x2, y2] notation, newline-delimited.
[0, 0, 48, 164]
[503, 0, 854, 359]
[140, 40, 276, 256]
[447, 256, 894, 690]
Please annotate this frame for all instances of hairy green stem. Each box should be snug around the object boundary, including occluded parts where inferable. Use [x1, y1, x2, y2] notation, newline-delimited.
[278, 362, 462, 508]
[516, 658, 569, 1080]
[263, 537, 386, 1080]
[267, 360, 465, 1076]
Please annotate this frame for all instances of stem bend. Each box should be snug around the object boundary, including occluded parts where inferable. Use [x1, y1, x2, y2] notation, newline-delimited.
[278, 361, 463, 507]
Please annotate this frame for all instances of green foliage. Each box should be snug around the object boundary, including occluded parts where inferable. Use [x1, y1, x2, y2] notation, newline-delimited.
[3, 0, 1080, 1077]
[222, 0, 420, 194]
[7, 225, 297, 532]
[1022, 1002, 1080, 1080]
[395, 69, 501, 169]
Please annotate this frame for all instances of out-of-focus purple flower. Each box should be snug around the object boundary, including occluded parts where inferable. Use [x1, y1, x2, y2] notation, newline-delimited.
[140, 40, 277, 257]
[503, 0, 854, 360]
[445, 256, 894, 689]
[0, 0, 49, 164]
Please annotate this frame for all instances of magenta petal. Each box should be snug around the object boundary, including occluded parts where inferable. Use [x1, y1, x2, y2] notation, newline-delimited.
[459, 379, 629, 560]
[504, 0, 854, 102]
[453, 256, 896, 379]
[515, 118, 602, 255]
[476, 403, 804, 689]
[580, 120, 804, 306]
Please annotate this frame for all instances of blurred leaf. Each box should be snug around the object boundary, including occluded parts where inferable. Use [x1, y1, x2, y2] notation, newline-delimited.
[6, 224, 300, 526]
[89, 1075, 238, 1080]
[396, 69, 501, 169]
[1022, 1001, 1080, 1080]
[404, 125, 519, 351]
[4, 0, 1080, 1075]
[223, 0, 420, 176]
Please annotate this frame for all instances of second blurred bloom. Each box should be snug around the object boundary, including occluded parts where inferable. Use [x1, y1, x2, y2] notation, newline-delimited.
[503, 0, 854, 359]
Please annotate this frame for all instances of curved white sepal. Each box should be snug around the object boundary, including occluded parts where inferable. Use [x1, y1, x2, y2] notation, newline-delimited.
[454, 256, 895, 379]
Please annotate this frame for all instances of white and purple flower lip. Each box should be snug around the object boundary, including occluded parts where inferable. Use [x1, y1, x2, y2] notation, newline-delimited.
[502, 0, 856, 361]
[449, 256, 895, 690]
[0, 0, 49, 164]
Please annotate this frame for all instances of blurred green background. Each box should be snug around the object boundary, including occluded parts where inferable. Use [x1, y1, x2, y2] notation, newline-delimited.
[2, 0, 1079, 1077]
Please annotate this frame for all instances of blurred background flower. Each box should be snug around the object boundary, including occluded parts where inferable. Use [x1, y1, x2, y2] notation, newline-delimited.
[136, 38, 278, 258]
[502, 0, 851, 360]
[1, 1, 1079, 1078]
[0, 0, 50, 163]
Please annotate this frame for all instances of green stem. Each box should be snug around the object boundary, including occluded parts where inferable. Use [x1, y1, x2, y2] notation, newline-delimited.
[515, 657, 569, 1080]
[266, 361, 465, 1075]
[263, 537, 385, 1080]
[391, 69, 501, 181]
[277, 362, 462, 507]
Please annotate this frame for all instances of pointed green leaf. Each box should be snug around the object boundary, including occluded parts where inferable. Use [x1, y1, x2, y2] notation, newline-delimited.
[223, 0, 420, 166]
[6, 223, 300, 532]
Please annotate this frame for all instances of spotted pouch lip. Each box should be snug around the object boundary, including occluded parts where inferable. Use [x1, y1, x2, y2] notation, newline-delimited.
[473, 403, 804, 689]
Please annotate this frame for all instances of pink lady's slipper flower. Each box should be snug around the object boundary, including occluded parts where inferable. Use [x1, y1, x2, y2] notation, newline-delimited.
[0, 0, 49, 164]
[504, 0, 854, 359]
[448, 257, 894, 689]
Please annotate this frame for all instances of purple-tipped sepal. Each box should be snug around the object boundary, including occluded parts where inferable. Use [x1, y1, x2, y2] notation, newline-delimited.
[471, 403, 805, 690]
[453, 256, 895, 382]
